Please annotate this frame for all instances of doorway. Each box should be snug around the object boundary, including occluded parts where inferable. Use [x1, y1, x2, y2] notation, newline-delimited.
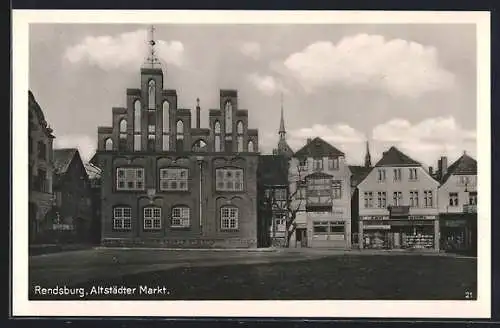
[296, 228, 307, 248]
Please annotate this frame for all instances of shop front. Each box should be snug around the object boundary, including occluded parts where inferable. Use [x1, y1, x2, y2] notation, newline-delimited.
[439, 213, 477, 254]
[360, 215, 439, 250]
[307, 210, 350, 249]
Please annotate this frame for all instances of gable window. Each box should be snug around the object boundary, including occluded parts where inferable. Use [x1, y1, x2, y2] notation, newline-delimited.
[409, 168, 418, 181]
[143, 207, 161, 230]
[113, 207, 132, 230]
[298, 158, 308, 171]
[162, 101, 170, 151]
[274, 188, 287, 201]
[377, 169, 386, 182]
[468, 191, 477, 205]
[377, 192, 387, 208]
[410, 191, 419, 207]
[221, 206, 239, 231]
[313, 158, 323, 171]
[449, 192, 459, 207]
[171, 206, 190, 228]
[216, 168, 244, 191]
[116, 168, 145, 191]
[148, 80, 156, 110]
[393, 168, 402, 181]
[393, 191, 402, 206]
[159, 168, 188, 191]
[424, 190, 433, 207]
[225, 101, 233, 134]
[328, 157, 339, 170]
[364, 191, 373, 208]
[332, 180, 342, 199]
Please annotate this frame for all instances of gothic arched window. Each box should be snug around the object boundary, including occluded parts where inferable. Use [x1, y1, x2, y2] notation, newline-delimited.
[162, 101, 170, 151]
[148, 80, 156, 110]
[225, 101, 232, 134]
[176, 120, 184, 151]
[105, 138, 113, 151]
[248, 140, 254, 152]
[214, 121, 221, 152]
[134, 100, 141, 133]
[236, 121, 244, 152]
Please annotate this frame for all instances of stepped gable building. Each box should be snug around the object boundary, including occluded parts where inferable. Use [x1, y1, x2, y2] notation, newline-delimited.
[28, 90, 56, 244]
[436, 152, 477, 254]
[92, 28, 260, 248]
[357, 146, 440, 251]
[288, 137, 352, 248]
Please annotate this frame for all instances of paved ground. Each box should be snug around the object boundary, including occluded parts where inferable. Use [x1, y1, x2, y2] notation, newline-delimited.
[29, 247, 476, 300]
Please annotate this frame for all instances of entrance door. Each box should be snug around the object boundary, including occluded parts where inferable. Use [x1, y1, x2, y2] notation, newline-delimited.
[296, 228, 307, 247]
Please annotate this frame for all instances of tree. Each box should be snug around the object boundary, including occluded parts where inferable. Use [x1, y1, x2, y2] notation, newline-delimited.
[284, 161, 305, 248]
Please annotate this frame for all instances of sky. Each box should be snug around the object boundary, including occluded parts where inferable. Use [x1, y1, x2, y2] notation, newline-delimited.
[29, 23, 477, 168]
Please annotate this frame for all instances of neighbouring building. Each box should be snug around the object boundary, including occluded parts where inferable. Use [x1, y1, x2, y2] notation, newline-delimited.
[357, 146, 440, 251]
[85, 162, 103, 244]
[46, 148, 93, 243]
[348, 141, 373, 247]
[288, 137, 352, 248]
[28, 90, 55, 244]
[436, 152, 477, 254]
[257, 155, 289, 247]
[91, 31, 260, 248]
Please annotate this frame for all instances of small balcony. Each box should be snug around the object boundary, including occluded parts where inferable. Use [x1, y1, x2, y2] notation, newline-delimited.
[463, 204, 477, 213]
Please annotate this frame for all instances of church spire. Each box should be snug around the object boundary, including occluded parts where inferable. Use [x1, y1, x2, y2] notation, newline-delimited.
[279, 92, 286, 139]
[144, 25, 161, 69]
[364, 140, 372, 168]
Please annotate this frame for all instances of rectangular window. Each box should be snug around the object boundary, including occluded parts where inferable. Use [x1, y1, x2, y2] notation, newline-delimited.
[410, 191, 419, 207]
[328, 157, 339, 170]
[216, 168, 244, 191]
[134, 134, 141, 151]
[221, 207, 239, 230]
[313, 221, 345, 235]
[298, 158, 308, 171]
[162, 134, 169, 151]
[143, 207, 162, 230]
[159, 168, 188, 191]
[377, 192, 387, 208]
[113, 207, 132, 230]
[147, 134, 155, 151]
[393, 191, 402, 206]
[116, 168, 145, 191]
[449, 192, 459, 207]
[424, 190, 434, 207]
[393, 168, 402, 181]
[364, 191, 373, 208]
[313, 158, 323, 170]
[171, 207, 190, 228]
[377, 169, 386, 182]
[469, 191, 477, 205]
[409, 168, 418, 181]
[307, 178, 332, 205]
[332, 180, 342, 199]
[274, 188, 287, 201]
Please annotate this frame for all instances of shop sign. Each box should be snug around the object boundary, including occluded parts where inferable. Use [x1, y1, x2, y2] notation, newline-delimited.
[444, 220, 466, 227]
[364, 225, 391, 230]
[389, 206, 410, 216]
[390, 220, 434, 226]
[362, 216, 389, 221]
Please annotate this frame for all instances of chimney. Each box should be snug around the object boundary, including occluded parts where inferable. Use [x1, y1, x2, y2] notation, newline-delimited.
[439, 156, 448, 178]
[307, 138, 312, 144]
[195, 97, 201, 129]
[428, 166, 433, 176]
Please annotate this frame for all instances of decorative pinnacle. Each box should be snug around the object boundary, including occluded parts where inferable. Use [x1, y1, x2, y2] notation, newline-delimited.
[196, 97, 200, 107]
[145, 25, 161, 68]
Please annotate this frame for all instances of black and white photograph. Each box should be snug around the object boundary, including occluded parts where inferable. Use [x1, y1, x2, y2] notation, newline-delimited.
[12, 10, 490, 318]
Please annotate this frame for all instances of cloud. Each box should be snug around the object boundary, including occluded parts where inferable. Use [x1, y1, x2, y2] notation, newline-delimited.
[247, 73, 288, 96]
[53, 134, 96, 163]
[239, 41, 261, 60]
[64, 29, 185, 70]
[282, 34, 455, 98]
[372, 116, 476, 165]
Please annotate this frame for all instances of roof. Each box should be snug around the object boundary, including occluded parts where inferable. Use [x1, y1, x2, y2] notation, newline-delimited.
[442, 153, 477, 183]
[84, 163, 102, 180]
[293, 137, 345, 158]
[349, 165, 372, 187]
[258, 155, 289, 186]
[53, 148, 78, 175]
[374, 146, 421, 167]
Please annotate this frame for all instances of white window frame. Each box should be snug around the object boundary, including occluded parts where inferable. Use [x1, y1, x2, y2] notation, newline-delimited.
[410, 191, 419, 207]
[393, 191, 402, 206]
[113, 207, 132, 230]
[143, 207, 162, 230]
[377, 169, 386, 181]
[328, 157, 339, 170]
[216, 168, 244, 191]
[221, 207, 239, 231]
[171, 206, 190, 228]
[424, 190, 434, 208]
[409, 168, 418, 181]
[377, 191, 387, 208]
[332, 180, 342, 199]
[449, 192, 459, 207]
[159, 168, 189, 191]
[393, 168, 402, 181]
[116, 168, 145, 191]
[364, 191, 373, 208]
[298, 158, 308, 171]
